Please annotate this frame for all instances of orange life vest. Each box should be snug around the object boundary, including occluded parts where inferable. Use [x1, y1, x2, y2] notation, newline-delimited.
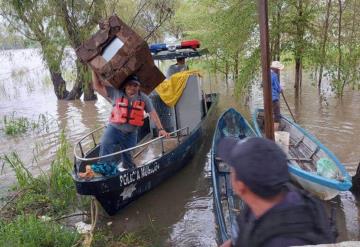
[109, 96, 145, 126]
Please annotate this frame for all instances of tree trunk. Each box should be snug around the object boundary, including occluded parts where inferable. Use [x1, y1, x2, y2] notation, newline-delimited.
[294, 0, 303, 96]
[56, 0, 101, 101]
[234, 52, 239, 81]
[65, 59, 95, 100]
[81, 65, 97, 101]
[39, 42, 69, 100]
[225, 59, 229, 86]
[337, 0, 342, 84]
[274, 2, 281, 61]
[318, 0, 332, 89]
[50, 70, 69, 99]
[294, 57, 301, 93]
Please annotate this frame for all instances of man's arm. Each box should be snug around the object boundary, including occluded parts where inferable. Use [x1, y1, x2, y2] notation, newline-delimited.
[149, 110, 170, 137]
[92, 70, 108, 98]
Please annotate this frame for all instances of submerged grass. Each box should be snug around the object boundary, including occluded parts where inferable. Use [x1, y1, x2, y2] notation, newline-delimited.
[1, 152, 33, 188]
[2, 112, 52, 136]
[0, 214, 80, 247]
[92, 227, 163, 247]
[3, 115, 29, 135]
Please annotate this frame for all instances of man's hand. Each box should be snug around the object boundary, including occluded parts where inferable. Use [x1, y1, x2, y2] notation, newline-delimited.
[158, 129, 170, 138]
[149, 111, 170, 138]
[220, 239, 232, 247]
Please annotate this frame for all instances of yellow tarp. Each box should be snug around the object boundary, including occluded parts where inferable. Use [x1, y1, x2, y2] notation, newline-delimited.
[155, 70, 201, 107]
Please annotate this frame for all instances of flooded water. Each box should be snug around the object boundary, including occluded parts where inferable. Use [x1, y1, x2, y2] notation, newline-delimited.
[1, 49, 359, 245]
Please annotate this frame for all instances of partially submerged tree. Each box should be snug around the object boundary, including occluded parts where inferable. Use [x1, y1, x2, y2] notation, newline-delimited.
[0, 0, 69, 99]
[53, 0, 105, 100]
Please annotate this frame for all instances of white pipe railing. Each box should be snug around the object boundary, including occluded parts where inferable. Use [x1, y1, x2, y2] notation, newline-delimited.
[74, 126, 190, 163]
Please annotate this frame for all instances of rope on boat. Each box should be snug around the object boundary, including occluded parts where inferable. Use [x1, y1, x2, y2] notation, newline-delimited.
[82, 197, 99, 247]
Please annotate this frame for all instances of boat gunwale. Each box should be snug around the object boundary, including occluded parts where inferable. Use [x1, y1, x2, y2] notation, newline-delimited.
[73, 126, 190, 162]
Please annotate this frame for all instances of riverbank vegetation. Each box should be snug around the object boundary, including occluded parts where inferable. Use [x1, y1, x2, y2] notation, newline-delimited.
[0, 130, 159, 246]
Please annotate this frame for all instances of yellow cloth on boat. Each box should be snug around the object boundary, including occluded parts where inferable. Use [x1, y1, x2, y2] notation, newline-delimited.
[155, 70, 201, 107]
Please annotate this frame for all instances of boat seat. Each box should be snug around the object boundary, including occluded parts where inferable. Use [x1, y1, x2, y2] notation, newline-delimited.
[217, 159, 231, 173]
[309, 146, 320, 159]
[292, 136, 305, 148]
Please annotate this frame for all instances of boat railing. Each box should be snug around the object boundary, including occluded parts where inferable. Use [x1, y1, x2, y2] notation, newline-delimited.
[73, 126, 190, 163]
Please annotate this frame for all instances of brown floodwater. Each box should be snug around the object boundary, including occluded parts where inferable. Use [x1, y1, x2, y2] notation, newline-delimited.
[0, 49, 359, 245]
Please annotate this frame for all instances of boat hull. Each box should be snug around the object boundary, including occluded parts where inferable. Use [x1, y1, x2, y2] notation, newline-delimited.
[290, 173, 339, 200]
[73, 128, 200, 215]
[211, 108, 256, 243]
[252, 108, 352, 200]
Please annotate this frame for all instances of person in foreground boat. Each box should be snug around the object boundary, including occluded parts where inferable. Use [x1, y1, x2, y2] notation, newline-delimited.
[217, 137, 336, 247]
[270, 61, 284, 131]
[79, 71, 169, 178]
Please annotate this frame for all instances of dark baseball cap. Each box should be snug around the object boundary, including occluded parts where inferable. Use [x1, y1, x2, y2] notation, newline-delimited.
[217, 137, 290, 198]
[124, 75, 141, 85]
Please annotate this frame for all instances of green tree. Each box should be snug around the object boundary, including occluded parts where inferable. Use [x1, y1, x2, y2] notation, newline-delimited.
[53, 0, 105, 100]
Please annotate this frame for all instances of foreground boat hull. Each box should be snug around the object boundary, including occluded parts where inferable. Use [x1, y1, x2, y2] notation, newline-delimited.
[74, 129, 200, 215]
[252, 108, 352, 200]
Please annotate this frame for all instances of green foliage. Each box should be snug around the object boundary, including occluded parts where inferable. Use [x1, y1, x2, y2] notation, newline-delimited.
[3, 115, 30, 136]
[0, 214, 80, 247]
[1, 152, 33, 188]
[48, 130, 78, 212]
[172, 0, 259, 94]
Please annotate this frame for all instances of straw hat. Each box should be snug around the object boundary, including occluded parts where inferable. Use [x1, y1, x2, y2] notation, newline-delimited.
[270, 61, 284, 70]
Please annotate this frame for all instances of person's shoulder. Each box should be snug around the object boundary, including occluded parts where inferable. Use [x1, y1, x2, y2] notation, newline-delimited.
[139, 92, 152, 104]
[270, 70, 278, 78]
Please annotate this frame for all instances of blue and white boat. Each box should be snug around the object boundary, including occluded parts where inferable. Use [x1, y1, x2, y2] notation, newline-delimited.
[253, 108, 352, 200]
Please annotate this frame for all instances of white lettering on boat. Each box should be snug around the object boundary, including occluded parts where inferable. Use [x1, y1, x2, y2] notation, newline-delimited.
[119, 163, 160, 187]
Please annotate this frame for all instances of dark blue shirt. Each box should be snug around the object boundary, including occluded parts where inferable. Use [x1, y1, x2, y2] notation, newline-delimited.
[271, 70, 281, 102]
[231, 191, 312, 247]
[261, 191, 310, 247]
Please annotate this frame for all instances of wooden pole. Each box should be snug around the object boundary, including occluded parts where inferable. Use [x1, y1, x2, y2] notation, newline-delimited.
[281, 91, 297, 123]
[258, 0, 274, 140]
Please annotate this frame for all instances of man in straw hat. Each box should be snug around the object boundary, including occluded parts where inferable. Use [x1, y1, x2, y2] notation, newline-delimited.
[218, 137, 336, 247]
[270, 61, 284, 131]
